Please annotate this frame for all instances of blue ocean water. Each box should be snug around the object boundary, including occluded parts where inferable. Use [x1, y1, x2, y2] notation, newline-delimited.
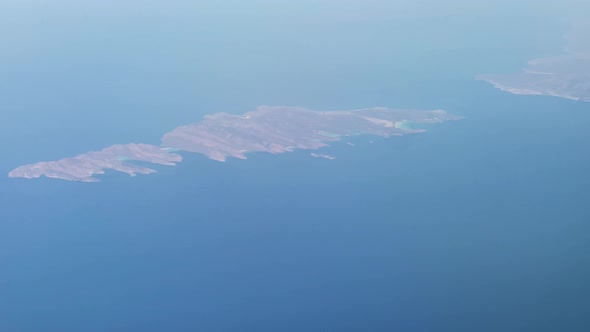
[1, 2, 589, 331]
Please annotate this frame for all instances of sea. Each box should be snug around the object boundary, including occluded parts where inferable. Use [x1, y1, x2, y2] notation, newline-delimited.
[0, 1, 589, 331]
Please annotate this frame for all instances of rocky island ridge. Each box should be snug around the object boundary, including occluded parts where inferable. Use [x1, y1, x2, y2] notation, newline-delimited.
[8, 106, 461, 182]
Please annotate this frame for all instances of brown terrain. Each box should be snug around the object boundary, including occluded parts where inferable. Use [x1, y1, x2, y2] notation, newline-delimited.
[477, 23, 590, 102]
[8, 106, 461, 182]
[8, 144, 183, 182]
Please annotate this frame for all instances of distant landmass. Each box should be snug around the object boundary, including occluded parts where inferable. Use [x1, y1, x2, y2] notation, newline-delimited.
[477, 23, 590, 102]
[8, 106, 461, 182]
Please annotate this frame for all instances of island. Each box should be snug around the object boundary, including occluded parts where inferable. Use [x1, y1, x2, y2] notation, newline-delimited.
[310, 153, 336, 160]
[477, 23, 590, 102]
[8, 144, 183, 183]
[8, 106, 461, 182]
